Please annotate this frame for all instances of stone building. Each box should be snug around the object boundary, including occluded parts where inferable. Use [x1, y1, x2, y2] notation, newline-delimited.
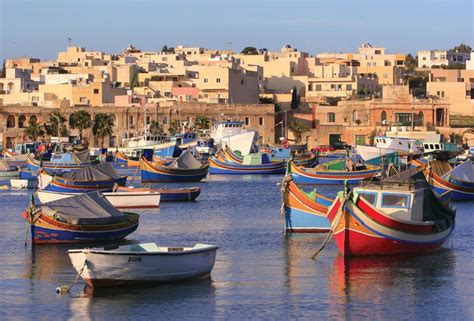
[0, 102, 275, 148]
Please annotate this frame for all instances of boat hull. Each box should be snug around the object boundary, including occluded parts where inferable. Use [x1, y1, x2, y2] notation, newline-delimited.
[282, 177, 332, 233]
[289, 161, 380, 185]
[68, 246, 217, 288]
[328, 193, 454, 257]
[140, 158, 208, 183]
[117, 186, 201, 202]
[37, 190, 160, 209]
[209, 157, 286, 175]
[27, 213, 139, 244]
[427, 172, 474, 201]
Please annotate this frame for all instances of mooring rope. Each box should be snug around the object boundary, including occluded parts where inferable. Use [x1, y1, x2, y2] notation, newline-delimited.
[311, 192, 352, 260]
[280, 174, 292, 234]
[56, 260, 87, 295]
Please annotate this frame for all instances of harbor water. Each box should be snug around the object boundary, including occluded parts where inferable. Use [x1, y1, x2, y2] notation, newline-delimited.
[0, 175, 472, 320]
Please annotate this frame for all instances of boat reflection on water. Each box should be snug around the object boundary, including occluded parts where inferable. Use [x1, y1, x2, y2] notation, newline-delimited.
[326, 249, 457, 319]
[68, 277, 217, 320]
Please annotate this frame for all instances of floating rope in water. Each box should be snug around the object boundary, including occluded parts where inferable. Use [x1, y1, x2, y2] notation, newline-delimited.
[56, 260, 87, 295]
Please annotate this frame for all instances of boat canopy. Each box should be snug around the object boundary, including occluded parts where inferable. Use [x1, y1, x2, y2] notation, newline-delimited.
[171, 150, 202, 169]
[60, 163, 121, 181]
[445, 160, 474, 182]
[41, 191, 125, 225]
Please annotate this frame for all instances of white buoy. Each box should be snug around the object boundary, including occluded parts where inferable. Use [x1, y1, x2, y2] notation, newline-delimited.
[56, 285, 70, 295]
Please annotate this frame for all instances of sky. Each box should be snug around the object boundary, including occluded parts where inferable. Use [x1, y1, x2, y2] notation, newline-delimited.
[0, 0, 473, 60]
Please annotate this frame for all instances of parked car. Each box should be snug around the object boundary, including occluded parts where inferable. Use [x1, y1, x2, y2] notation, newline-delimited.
[311, 145, 336, 153]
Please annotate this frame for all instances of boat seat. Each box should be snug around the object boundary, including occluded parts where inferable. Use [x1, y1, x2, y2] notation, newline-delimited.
[130, 243, 160, 252]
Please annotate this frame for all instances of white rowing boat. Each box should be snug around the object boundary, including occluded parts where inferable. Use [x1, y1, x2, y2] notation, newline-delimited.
[36, 190, 160, 209]
[68, 243, 218, 288]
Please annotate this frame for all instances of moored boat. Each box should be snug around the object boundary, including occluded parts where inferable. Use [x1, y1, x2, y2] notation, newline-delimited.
[0, 160, 18, 178]
[281, 174, 333, 233]
[68, 242, 218, 288]
[26, 150, 98, 173]
[327, 179, 455, 256]
[23, 192, 139, 244]
[141, 150, 208, 183]
[36, 190, 161, 209]
[10, 178, 37, 190]
[117, 186, 201, 202]
[425, 160, 474, 201]
[38, 163, 127, 193]
[289, 159, 380, 185]
[209, 152, 286, 175]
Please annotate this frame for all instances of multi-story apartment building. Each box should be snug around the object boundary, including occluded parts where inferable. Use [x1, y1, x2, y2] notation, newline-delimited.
[418, 50, 471, 68]
[427, 53, 474, 116]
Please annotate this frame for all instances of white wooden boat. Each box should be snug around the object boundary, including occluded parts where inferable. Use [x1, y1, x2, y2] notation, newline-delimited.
[36, 190, 160, 209]
[10, 179, 37, 190]
[68, 243, 218, 288]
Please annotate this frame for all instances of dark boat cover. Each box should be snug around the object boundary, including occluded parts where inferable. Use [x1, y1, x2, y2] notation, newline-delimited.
[41, 191, 126, 225]
[71, 149, 91, 163]
[171, 150, 203, 169]
[60, 163, 122, 181]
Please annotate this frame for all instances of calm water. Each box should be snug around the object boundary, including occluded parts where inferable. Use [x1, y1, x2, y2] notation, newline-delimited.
[0, 175, 472, 320]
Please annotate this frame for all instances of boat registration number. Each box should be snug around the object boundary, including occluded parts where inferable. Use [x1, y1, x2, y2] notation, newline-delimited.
[128, 257, 142, 262]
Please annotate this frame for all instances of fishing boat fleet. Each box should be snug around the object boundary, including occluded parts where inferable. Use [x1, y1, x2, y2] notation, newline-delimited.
[1, 120, 473, 291]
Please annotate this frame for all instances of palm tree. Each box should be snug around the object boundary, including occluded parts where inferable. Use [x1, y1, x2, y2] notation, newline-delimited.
[193, 116, 210, 131]
[23, 119, 44, 141]
[45, 111, 67, 137]
[168, 120, 181, 136]
[149, 120, 163, 135]
[69, 110, 92, 142]
[288, 121, 310, 143]
[93, 113, 114, 147]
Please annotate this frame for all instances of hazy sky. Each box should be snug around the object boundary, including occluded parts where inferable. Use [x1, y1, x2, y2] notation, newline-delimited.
[0, 0, 473, 60]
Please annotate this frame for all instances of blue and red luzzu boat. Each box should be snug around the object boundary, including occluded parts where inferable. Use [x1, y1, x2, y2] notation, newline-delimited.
[39, 163, 127, 193]
[26, 151, 98, 173]
[140, 150, 208, 183]
[281, 174, 333, 233]
[23, 192, 139, 244]
[327, 179, 455, 256]
[209, 148, 286, 175]
[424, 160, 474, 201]
[289, 159, 380, 185]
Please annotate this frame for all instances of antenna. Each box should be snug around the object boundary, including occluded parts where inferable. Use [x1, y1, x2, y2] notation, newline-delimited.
[66, 37, 72, 47]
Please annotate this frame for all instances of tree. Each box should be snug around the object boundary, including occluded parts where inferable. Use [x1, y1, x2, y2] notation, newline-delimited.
[241, 46, 258, 55]
[162, 45, 175, 54]
[0, 59, 5, 78]
[168, 120, 181, 136]
[45, 111, 67, 137]
[69, 110, 92, 142]
[404, 54, 417, 72]
[288, 121, 310, 143]
[93, 113, 114, 147]
[23, 119, 44, 141]
[291, 86, 300, 109]
[451, 44, 472, 53]
[193, 116, 210, 131]
[149, 120, 163, 135]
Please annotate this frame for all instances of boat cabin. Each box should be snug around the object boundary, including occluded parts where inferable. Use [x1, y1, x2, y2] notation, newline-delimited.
[374, 136, 423, 154]
[354, 181, 426, 222]
[211, 121, 247, 140]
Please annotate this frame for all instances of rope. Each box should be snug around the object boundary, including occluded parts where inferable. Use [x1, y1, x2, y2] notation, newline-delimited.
[56, 260, 87, 295]
[311, 192, 352, 260]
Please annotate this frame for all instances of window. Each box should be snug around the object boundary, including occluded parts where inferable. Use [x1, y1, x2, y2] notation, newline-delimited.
[346, 84, 352, 91]
[79, 97, 88, 103]
[381, 110, 387, 124]
[395, 113, 412, 125]
[259, 117, 263, 126]
[429, 144, 434, 149]
[241, 79, 244, 85]
[204, 78, 208, 83]
[216, 78, 221, 83]
[163, 116, 168, 124]
[381, 193, 410, 208]
[327, 112, 335, 123]
[359, 192, 377, 205]
[315, 84, 322, 91]
[146, 116, 151, 125]
[245, 117, 250, 125]
[383, 73, 388, 79]
[129, 116, 134, 124]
